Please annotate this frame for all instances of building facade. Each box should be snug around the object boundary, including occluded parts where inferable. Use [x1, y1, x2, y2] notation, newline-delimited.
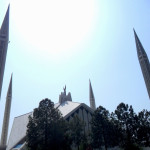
[0, 5, 97, 150]
[7, 87, 95, 150]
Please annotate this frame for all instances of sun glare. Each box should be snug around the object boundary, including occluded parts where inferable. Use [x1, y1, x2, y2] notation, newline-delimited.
[10, 0, 96, 61]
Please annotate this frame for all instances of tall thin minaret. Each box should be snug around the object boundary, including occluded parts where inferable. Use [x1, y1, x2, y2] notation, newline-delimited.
[89, 79, 96, 110]
[1, 74, 12, 148]
[134, 29, 150, 98]
[0, 5, 10, 99]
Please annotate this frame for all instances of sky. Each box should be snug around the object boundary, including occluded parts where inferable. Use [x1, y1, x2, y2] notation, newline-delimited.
[0, 0, 150, 138]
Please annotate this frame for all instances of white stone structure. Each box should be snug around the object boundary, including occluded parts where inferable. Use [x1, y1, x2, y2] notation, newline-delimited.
[59, 86, 72, 103]
[1, 75, 12, 148]
[7, 99, 94, 150]
[0, 4, 97, 150]
[0, 5, 9, 98]
[89, 80, 96, 110]
[0, 5, 12, 150]
[134, 29, 150, 99]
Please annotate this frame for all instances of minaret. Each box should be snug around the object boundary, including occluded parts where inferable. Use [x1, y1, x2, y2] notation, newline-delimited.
[134, 29, 150, 98]
[89, 80, 96, 110]
[1, 75, 12, 148]
[0, 5, 10, 99]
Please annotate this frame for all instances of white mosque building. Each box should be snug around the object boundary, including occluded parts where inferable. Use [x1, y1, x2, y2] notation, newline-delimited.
[0, 5, 96, 150]
[2, 3, 150, 150]
[7, 83, 95, 150]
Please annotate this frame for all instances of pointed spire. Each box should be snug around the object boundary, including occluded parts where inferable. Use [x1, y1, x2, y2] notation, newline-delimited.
[0, 5, 10, 99]
[89, 79, 96, 110]
[1, 74, 12, 147]
[133, 29, 147, 58]
[0, 5, 9, 40]
[134, 29, 150, 99]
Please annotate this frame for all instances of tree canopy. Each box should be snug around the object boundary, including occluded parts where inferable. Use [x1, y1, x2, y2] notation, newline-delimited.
[68, 115, 85, 150]
[91, 106, 118, 150]
[91, 103, 150, 150]
[26, 98, 68, 150]
[26, 98, 150, 150]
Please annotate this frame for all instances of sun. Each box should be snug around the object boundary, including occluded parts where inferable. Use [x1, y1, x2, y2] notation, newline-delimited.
[10, 0, 97, 61]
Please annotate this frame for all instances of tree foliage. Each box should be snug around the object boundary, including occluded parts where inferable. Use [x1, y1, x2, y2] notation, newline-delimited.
[91, 103, 150, 150]
[91, 106, 118, 150]
[26, 98, 150, 150]
[137, 109, 150, 147]
[114, 103, 138, 147]
[26, 98, 69, 150]
[68, 115, 85, 150]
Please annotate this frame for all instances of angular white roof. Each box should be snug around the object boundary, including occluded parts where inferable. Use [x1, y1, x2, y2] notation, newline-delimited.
[7, 112, 32, 150]
[7, 101, 92, 150]
[55, 101, 81, 118]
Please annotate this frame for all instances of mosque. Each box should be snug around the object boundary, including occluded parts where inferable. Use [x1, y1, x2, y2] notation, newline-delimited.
[0, 4, 150, 150]
[0, 5, 96, 150]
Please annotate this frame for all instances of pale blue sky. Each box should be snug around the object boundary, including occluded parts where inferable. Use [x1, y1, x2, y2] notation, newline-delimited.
[0, 0, 150, 137]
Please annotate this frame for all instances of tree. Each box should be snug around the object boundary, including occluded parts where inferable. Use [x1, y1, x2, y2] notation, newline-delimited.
[137, 109, 150, 147]
[110, 112, 123, 147]
[68, 115, 85, 150]
[114, 103, 138, 148]
[91, 106, 116, 150]
[26, 98, 69, 150]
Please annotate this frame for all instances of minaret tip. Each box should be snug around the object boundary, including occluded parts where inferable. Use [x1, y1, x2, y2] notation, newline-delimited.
[5, 4, 10, 18]
[89, 80, 96, 110]
[134, 29, 150, 99]
[10, 73, 12, 82]
[8, 4, 10, 10]
[133, 28, 137, 35]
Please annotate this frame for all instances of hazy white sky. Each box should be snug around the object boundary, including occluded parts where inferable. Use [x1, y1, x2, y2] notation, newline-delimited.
[0, 0, 150, 138]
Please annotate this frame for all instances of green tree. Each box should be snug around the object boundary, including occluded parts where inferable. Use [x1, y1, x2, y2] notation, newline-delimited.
[114, 103, 138, 148]
[91, 106, 116, 150]
[110, 112, 123, 146]
[137, 109, 150, 147]
[68, 115, 85, 150]
[26, 98, 70, 150]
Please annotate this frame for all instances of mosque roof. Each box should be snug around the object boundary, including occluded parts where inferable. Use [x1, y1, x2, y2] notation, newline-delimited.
[7, 101, 93, 150]
[55, 101, 81, 118]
